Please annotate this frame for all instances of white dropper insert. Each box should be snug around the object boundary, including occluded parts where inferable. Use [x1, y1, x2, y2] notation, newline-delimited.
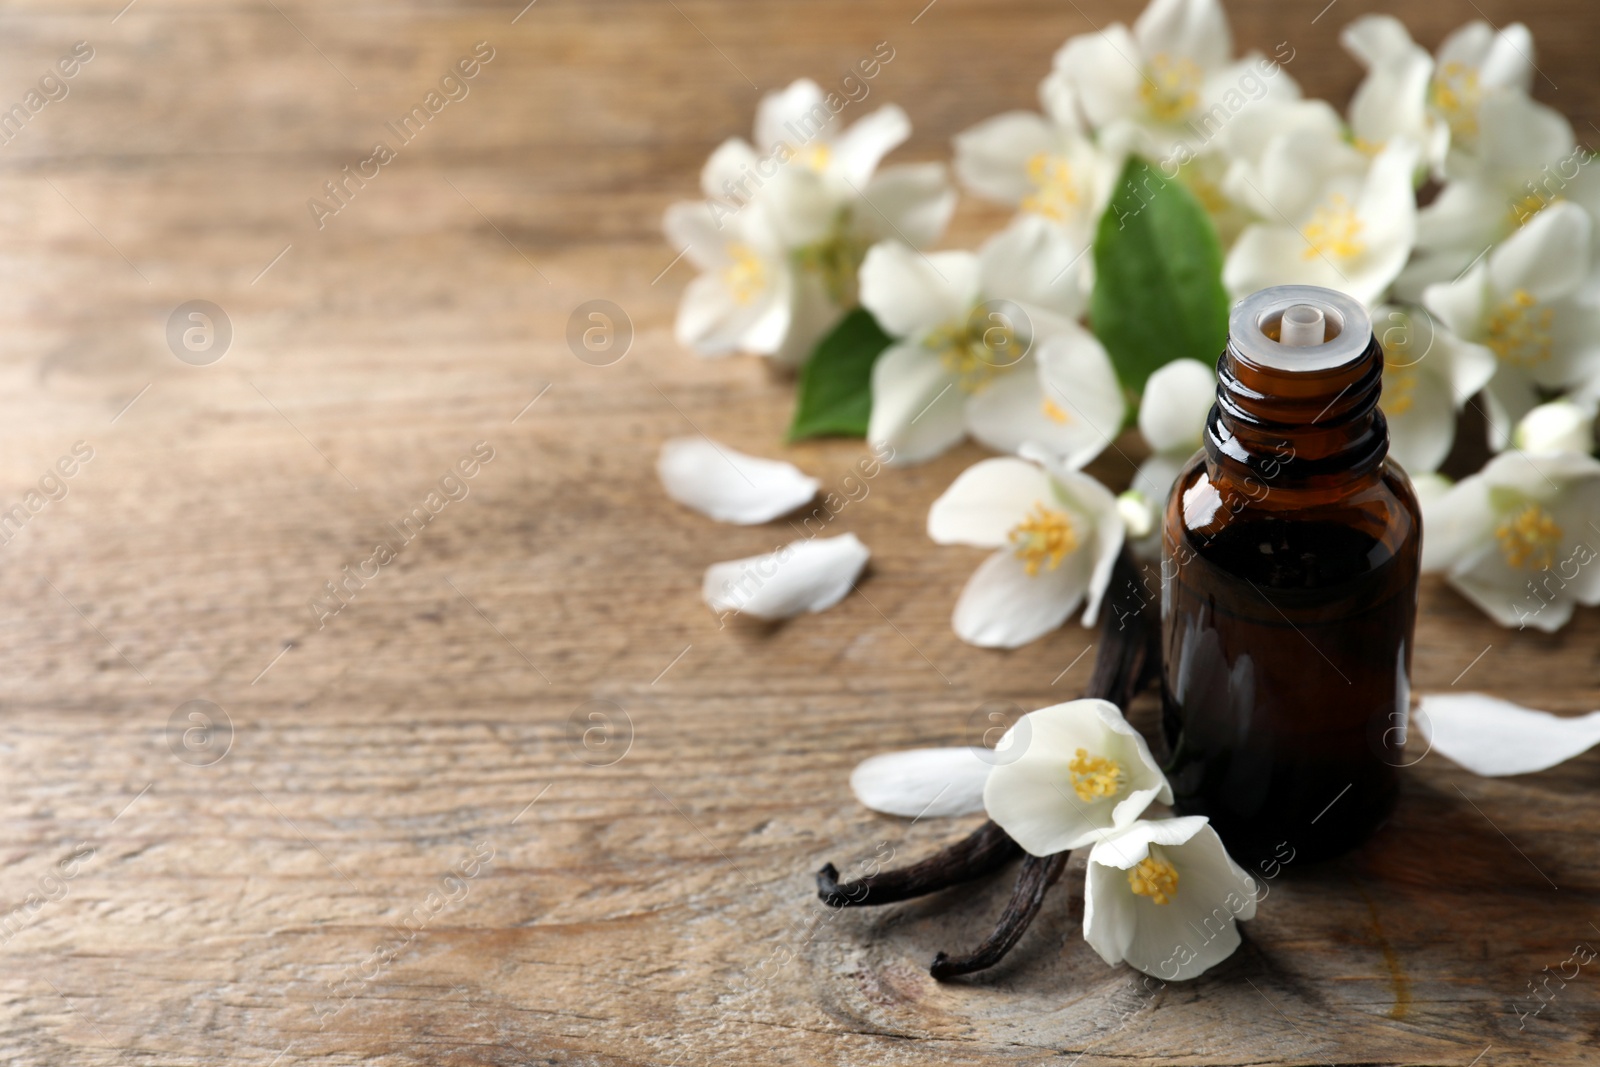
[1280, 303, 1326, 347]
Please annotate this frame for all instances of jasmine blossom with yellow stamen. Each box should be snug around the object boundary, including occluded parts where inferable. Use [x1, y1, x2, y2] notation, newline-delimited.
[927, 448, 1125, 648]
[983, 699, 1173, 856]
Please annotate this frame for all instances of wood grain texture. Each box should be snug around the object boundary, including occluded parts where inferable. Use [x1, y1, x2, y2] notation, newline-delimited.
[0, 0, 1596, 1063]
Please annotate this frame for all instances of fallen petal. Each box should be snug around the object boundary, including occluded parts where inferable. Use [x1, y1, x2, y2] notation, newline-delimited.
[659, 437, 819, 524]
[850, 747, 991, 818]
[1420, 692, 1600, 777]
[702, 533, 869, 620]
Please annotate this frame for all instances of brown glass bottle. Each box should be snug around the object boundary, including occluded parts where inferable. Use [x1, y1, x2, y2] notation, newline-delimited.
[1160, 286, 1421, 868]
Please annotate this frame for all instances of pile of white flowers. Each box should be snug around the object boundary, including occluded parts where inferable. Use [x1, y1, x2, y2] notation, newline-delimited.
[665, 0, 1600, 640]
[658, 0, 1600, 981]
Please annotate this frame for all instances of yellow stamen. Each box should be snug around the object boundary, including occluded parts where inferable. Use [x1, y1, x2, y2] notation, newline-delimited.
[1301, 195, 1366, 261]
[1382, 367, 1420, 415]
[1433, 61, 1482, 143]
[1485, 289, 1553, 368]
[1068, 747, 1123, 802]
[1008, 502, 1077, 577]
[1496, 503, 1563, 570]
[802, 142, 832, 173]
[1128, 854, 1179, 905]
[721, 243, 766, 305]
[1041, 397, 1072, 424]
[925, 314, 1020, 393]
[1021, 153, 1082, 222]
[1508, 192, 1557, 227]
[1140, 54, 1202, 124]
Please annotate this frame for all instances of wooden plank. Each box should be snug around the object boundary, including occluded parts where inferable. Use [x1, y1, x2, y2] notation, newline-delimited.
[0, 0, 1595, 1063]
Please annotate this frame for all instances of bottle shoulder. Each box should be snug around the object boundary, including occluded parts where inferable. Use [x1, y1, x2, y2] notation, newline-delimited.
[1164, 453, 1421, 584]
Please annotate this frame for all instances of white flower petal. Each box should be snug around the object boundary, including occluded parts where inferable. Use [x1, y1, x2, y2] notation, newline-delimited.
[1420, 693, 1600, 776]
[1024, 454, 1127, 627]
[1084, 818, 1257, 981]
[1514, 399, 1596, 455]
[1384, 368, 1457, 475]
[867, 342, 967, 466]
[831, 104, 911, 186]
[976, 214, 1090, 321]
[1134, 0, 1231, 74]
[700, 138, 761, 204]
[857, 163, 958, 249]
[928, 456, 1054, 547]
[1032, 325, 1129, 470]
[984, 700, 1173, 857]
[1139, 359, 1216, 455]
[859, 242, 978, 339]
[755, 79, 832, 153]
[1488, 201, 1591, 303]
[658, 437, 819, 524]
[1055, 26, 1145, 130]
[768, 267, 843, 367]
[1342, 16, 1435, 155]
[702, 533, 869, 620]
[953, 110, 1060, 205]
[953, 548, 1088, 649]
[674, 269, 791, 357]
[850, 747, 991, 818]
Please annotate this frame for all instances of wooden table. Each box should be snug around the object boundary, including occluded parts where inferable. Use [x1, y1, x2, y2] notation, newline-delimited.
[2, 0, 1598, 1063]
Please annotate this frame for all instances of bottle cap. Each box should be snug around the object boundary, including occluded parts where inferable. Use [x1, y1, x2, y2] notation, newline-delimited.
[1229, 285, 1371, 373]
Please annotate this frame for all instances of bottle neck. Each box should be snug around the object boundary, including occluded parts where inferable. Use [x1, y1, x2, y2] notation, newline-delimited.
[1204, 333, 1388, 494]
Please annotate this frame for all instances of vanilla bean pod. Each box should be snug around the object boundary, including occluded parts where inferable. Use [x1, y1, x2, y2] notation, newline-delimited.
[815, 550, 1159, 977]
[815, 820, 1020, 907]
[927, 849, 1070, 979]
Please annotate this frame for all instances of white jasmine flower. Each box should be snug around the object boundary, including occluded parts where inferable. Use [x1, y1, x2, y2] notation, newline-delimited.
[1419, 692, 1600, 777]
[983, 699, 1172, 854]
[1129, 359, 1215, 543]
[1400, 92, 1578, 298]
[1431, 20, 1537, 169]
[702, 532, 869, 621]
[928, 449, 1124, 648]
[1419, 449, 1600, 631]
[1514, 398, 1596, 456]
[1048, 0, 1298, 160]
[668, 79, 956, 365]
[1223, 129, 1419, 307]
[1373, 305, 1496, 474]
[1341, 15, 1447, 165]
[657, 437, 819, 524]
[1083, 817, 1257, 981]
[953, 108, 1122, 256]
[1422, 202, 1600, 449]
[861, 216, 1122, 467]
[664, 199, 797, 358]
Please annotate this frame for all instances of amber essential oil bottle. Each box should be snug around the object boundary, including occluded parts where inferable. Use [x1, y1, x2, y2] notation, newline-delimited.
[1159, 285, 1422, 868]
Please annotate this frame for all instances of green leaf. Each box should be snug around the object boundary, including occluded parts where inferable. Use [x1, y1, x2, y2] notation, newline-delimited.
[1090, 155, 1229, 394]
[787, 307, 894, 441]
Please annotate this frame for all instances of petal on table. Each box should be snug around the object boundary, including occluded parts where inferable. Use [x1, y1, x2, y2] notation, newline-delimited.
[1420, 692, 1600, 776]
[658, 437, 819, 524]
[702, 533, 870, 620]
[850, 747, 991, 817]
